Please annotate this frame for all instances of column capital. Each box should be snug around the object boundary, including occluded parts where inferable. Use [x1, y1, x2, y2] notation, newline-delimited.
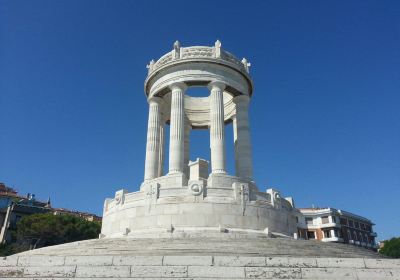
[207, 81, 226, 91]
[168, 82, 188, 92]
[148, 96, 164, 105]
[233, 94, 250, 105]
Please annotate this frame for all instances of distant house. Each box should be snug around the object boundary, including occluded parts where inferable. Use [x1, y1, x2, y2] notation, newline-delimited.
[0, 183, 101, 244]
[296, 207, 377, 250]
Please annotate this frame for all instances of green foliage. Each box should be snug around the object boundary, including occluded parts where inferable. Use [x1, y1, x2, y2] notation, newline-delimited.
[0, 243, 15, 256]
[380, 237, 400, 258]
[0, 243, 29, 256]
[16, 213, 101, 247]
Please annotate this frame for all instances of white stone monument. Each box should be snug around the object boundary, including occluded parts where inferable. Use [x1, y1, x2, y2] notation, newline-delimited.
[101, 41, 298, 238]
[8, 41, 399, 280]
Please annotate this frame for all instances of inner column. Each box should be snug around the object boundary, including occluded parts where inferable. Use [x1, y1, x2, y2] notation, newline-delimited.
[184, 118, 191, 179]
[233, 95, 253, 180]
[168, 82, 187, 174]
[208, 81, 227, 174]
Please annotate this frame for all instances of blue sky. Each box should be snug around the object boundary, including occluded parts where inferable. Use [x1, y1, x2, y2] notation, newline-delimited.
[1, 1, 399, 240]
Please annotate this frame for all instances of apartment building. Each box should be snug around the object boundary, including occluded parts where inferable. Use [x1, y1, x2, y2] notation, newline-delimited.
[296, 207, 377, 250]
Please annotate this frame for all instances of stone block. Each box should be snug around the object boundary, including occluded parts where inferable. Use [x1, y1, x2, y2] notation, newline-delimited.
[266, 257, 289, 267]
[287, 257, 317, 268]
[356, 268, 400, 279]
[131, 265, 187, 278]
[75, 265, 130, 278]
[364, 258, 400, 268]
[188, 266, 245, 278]
[17, 256, 65, 266]
[301, 267, 356, 279]
[163, 256, 212, 266]
[65, 255, 113, 266]
[113, 256, 163, 266]
[316, 257, 365, 268]
[0, 266, 24, 278]
[214, 256, 266, 267]
[0, 256, 18, 266]
[23, 266, 76, 277]
[245, 267, 301, 279]
[162, 266, 188, 278]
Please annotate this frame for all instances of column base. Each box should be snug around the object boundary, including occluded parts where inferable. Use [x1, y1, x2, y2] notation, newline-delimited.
[211, 170, 227, 174]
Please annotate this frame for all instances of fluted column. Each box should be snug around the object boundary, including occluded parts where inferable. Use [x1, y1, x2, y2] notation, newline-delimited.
[184, 119, 191, 179]
[168, 82, 187, 174]
[144, 97, 163, 181]
[208, 81, 226, 174]
[232, 114, 239, 175]
[157, 115, 165, 177]
[233, 95, 253, 180]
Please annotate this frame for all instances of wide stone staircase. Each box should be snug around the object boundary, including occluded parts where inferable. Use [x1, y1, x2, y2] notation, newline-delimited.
[0, 237, 399, 279]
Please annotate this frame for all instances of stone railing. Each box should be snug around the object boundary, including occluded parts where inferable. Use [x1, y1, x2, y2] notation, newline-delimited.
[147, 43, 249, 76]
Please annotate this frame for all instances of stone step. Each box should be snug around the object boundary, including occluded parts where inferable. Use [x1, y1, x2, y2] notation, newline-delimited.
[16, 237, 381, 259]
[1, 254, 399, 279]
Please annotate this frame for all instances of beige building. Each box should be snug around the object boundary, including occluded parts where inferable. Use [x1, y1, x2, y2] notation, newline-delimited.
[296, 207, 377, 250]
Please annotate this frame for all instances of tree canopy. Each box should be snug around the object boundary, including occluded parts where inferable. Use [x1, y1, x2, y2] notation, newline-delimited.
[16, 213, 101, 247]
[380, 237, 400, 258]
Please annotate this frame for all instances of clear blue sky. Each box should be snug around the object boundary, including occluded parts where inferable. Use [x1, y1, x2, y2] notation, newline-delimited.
[1, 1, 399, 240]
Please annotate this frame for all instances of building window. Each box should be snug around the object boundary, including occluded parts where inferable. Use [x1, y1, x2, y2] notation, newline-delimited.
[324, 230, 331, 238]
[305, 217, 313, 225]
[353, 231, 357, 241]
[361, 223, 366, 231]
[354, 221, 360, 229]
[340, 218, 347, 225]
[321, 216, 329, 224]
[331, 216, 336, 223]
[347, 230, 351, 240]
[296, 216, 299, 223]
[348, 220, 354, 228]
[307, 231, 316, 239]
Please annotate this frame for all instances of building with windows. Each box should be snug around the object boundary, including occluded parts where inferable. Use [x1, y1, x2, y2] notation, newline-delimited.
[296, 207, 377, 250]
[0, 183, 101, 244]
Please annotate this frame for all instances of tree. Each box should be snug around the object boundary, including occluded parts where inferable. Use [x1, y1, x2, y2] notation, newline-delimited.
[380, 237, 400, 258]
[16, 213, 101, 248]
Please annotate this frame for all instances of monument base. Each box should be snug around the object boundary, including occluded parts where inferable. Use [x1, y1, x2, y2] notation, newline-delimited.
[4, 235, 399, 279]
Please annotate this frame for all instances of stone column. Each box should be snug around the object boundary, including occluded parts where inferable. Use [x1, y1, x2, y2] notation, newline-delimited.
[144, 97, 163, 181]
[184, 119, 191, 179]
[232, 114, 239, 175]
[208, 81, 226, 174]
[157, 116, 165, 177]
[233, 95, 253, 180]
[168, 82, 187, 174]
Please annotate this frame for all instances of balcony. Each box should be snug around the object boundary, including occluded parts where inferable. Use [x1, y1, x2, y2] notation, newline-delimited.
[308, 222, 341, 229]
[321, 237, 344, 243]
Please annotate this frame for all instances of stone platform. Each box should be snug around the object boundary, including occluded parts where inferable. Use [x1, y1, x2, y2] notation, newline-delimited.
[1, 236, 399, 279]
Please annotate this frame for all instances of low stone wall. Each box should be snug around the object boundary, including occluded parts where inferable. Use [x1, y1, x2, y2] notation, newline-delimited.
[1, 255, 399, 279]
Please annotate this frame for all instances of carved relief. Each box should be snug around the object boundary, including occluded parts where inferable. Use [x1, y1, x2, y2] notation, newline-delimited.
[103, 198, 112, 213]
[146, 183, 159, 213]
[267, 188, 282, 209]
[233, 182, 249, 215]
[115, 189, 128, 207]
[148, 42, 248, 75]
